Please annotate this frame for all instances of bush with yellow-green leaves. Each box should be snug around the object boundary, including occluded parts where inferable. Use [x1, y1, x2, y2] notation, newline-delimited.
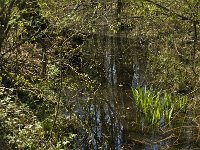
[0, 87, 77, 149]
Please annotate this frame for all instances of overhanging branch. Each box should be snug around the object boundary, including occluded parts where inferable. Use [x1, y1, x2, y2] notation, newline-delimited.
[144, 0, 190, 21]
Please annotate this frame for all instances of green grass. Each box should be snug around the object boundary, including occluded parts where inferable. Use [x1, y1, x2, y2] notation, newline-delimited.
[132, 87, 188, 125]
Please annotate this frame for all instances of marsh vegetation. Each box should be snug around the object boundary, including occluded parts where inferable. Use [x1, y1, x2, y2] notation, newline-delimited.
[0, 0, 200, 149]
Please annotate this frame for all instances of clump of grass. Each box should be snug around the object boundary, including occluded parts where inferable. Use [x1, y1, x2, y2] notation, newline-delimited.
[132, 87, 188, 125]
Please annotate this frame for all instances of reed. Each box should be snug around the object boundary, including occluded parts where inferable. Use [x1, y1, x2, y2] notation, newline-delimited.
[132, 87, 188, 125]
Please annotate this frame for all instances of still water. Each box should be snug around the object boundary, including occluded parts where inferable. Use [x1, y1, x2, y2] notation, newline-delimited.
[70, 33, 200, 149]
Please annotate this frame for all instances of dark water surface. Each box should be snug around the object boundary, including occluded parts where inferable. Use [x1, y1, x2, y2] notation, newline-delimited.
[71, 33, 200, 149]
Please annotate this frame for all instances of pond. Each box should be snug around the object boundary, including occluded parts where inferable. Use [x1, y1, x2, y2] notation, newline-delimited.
[67, 33, 200, 149]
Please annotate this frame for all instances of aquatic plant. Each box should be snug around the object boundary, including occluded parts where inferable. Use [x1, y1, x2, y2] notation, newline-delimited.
[132, 87, 188, 125]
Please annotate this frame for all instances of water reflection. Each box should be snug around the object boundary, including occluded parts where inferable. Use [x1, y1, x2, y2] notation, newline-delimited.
[74, 93, 123, 149]
[76, 33, 148, 149]
[105, 50, 117, 86]
[73, 33, 199, 149]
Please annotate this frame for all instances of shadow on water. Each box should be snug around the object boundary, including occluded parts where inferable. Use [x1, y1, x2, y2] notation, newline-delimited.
[72, 33, 200, 149]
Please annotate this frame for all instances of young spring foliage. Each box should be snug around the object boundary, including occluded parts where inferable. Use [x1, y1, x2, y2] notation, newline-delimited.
[132, 87, 188, 125]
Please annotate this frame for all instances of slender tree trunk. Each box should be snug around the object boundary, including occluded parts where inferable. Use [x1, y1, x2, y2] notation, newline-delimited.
[116, 0, 122, 32]
[191, 21, 198, 76]
[42, 45, 47, 78]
